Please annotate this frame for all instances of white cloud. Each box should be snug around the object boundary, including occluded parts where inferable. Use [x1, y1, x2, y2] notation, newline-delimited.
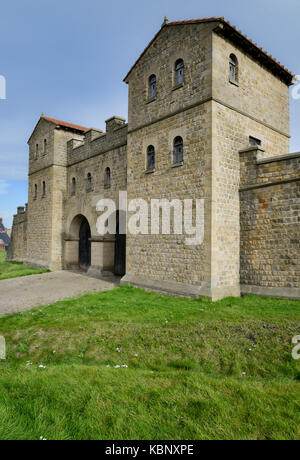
[0, 180, 9, 195]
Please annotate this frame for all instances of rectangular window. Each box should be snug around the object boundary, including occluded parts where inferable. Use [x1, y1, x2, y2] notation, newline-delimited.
[149, 75, 157, 100]
[175, 60, 184, 86]
[147, 146, 155, 171]
[87, 173, 92, 191]
[249, 136, 262, 147]
[174, 137, 183, 164]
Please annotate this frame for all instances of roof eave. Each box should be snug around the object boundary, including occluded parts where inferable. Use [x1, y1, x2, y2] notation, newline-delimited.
[123, 18, 294, 86]
[123, 18, 225, 82]
[27, 116, 90, 144]
[214, 22, 294, 86]
[27, 116, 46, 144]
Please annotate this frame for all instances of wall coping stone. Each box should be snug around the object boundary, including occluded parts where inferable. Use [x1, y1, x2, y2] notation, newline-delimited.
[256, 151, 300, 164]
[239, 146, 265, 154]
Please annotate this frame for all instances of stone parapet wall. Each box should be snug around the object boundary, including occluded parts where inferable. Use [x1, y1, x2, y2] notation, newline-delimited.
[67, 123, 127, 166]
[240, 149, 300, 188]
[240, 149, 300, 290]
[6, 207, 27, 262]
[65, 144, 127, 237]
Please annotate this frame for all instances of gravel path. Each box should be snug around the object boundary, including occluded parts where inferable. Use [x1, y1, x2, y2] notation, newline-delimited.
[0, 271, 119, 317]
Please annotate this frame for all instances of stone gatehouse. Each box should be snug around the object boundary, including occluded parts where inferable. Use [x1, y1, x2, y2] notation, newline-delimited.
[8, 17, 300, 300]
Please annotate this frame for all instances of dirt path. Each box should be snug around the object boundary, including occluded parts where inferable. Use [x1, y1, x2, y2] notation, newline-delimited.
[0, 271, 119, 317]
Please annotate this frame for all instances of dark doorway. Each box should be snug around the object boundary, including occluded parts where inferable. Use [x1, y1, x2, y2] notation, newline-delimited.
[79, 217, 91, 270]
[114, 211, 126, 276]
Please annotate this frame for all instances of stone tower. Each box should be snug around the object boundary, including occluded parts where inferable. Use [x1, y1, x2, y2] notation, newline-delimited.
[26, 116, 87, 270]
[122, 18, 292, 300]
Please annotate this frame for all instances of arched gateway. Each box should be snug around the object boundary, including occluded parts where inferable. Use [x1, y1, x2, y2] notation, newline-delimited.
[79, 217, 91, 270]
[65, 214, 91, 271]
[114, 211, 126, 276]
[64, 213, 126, 276]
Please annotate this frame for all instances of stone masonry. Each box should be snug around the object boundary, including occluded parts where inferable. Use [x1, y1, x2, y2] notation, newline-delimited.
[7, 17, 299, 300]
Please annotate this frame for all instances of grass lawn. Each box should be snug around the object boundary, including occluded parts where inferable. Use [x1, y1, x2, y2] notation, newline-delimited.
[0, 252, 49, 280]
[0, 286, 299, 440]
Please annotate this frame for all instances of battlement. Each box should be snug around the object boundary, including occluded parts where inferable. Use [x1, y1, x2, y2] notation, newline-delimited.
[67, 117, 127, 166]
[105, 116, 126, 133]
[12, 205, 27, 224]
[240, 147, 300, 190]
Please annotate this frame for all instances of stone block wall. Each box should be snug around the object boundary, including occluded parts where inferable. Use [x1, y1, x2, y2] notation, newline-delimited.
[6, 207, 27, 262]
[67, 122, 127, 166]
[123, 20, 292, 299]
[211, 100, 290, 295]
[212, 31, 290, 139]
[26, 166, 57, 268]
[126, 22, 215, 131]
[123, 22, 216, 297]
[123, 102, 211, 296]
[210, 28, 291, 296]
[65, 118, 128, 234]
[65, 143, 127, 236]
[26, 121, 84, 270]
[240, 149, 300, 297]
[63, 117, 128, 274]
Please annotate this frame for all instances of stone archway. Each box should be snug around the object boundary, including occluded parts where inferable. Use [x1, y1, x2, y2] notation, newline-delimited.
[64, 212, 126, 277]
[79, 217, 91, 270]
[114, 210, 126, 276]
[64, 214, 91, 271]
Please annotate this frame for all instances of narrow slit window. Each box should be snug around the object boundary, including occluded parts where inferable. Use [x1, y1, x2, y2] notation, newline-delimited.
[173, 137, 183, 164]
[42, 181, 46, 196]
[34, 184, 37, 199]
[87, 173, 92, 190]
[149, 75, 157, 99]
[35, 144, 39, 159]
[229, 54, 238, 82]
[44, 139, 47, 154]
[105, 168, 111, 188]
[249, 136, 261, 147]
[72, 177, 76, 195]
[147, 145, 155, 171]
[175, 59, 184, 85]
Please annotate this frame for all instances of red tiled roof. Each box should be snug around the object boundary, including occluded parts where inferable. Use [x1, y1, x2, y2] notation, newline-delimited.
[123, 17, 294, 84]
[42, 116, 90, 132]
[168, 17, 224, 25]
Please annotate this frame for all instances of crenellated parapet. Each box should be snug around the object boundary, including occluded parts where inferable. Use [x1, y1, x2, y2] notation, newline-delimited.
[6, 204, 28, 262]
[240, 146, 300, 191]
[67, 116, 127, 166]
[239, 148, 300, 297]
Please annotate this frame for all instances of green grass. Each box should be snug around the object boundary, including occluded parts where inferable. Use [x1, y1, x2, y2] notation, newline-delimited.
[0, 286, 299, 440]
[0, 252, 49, 280]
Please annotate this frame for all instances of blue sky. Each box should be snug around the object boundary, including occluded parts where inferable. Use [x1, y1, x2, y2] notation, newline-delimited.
[0, 0, 300, 227]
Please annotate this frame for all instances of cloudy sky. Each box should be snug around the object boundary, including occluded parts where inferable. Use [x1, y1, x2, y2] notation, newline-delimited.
[0, 0, 300, 227]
